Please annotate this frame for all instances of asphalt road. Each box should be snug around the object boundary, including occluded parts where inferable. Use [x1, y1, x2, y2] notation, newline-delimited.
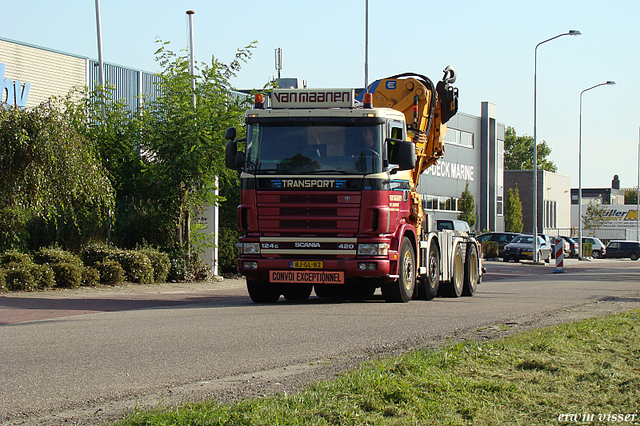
[1, 258, 639, 425]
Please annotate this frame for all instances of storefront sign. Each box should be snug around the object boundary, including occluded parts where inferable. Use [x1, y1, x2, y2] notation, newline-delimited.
[425, 160, 475, 181]
[599, 205, 640, 229]
[1, 63, 30, 108]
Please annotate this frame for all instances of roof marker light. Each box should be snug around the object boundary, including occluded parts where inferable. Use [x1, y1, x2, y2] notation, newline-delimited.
[255, 93, 264, 109]
[363, 92, 373, 109]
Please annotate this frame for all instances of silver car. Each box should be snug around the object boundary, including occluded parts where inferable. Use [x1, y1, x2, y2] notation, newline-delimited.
[503, 234, 552, 263]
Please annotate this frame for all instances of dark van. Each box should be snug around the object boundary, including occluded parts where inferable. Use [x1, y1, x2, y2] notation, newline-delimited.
[604, 240, 640, 261]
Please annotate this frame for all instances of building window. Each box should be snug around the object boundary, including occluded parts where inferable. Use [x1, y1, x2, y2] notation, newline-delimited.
[496, 139, 504, 216]
[423, 195, 460, 212]
[444, 128, 474, 148]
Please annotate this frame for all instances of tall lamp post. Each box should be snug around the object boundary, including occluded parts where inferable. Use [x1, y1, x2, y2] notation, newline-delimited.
[532, 30, 581, 263]
[636, 127, 639, 242]
[578, 81, 616, 258]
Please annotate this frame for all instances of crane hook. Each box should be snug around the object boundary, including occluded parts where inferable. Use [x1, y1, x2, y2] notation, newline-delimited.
[442, 66, 457, 84]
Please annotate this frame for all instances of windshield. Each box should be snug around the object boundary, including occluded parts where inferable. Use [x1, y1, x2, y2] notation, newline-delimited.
[512, 236, 533, 244]
[245, 124, 383, 174]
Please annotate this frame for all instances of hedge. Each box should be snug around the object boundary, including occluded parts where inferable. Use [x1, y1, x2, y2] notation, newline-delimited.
[95, 260, 125, 285]
[109, 250, 153, 284]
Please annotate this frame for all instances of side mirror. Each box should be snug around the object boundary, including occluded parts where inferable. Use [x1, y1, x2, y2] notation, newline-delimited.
[225, 127, 237, 141]
[397, 141, 416, 171]
[225, 141, 238, 169]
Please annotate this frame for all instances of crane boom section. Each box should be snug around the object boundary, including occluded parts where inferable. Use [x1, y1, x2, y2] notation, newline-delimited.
[368, 77, 449, 187]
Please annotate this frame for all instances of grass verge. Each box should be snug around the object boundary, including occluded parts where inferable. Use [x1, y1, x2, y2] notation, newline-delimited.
[116, 310, 640, 425]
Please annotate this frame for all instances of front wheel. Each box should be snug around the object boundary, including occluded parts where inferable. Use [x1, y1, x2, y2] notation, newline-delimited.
[246, 278, 280, 304]
[593, 250, 603, 259]
[630, 253, 639, 261]
[382, 237, 415, 303]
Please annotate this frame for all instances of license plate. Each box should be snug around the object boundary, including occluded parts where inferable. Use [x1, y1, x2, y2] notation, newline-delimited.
[523, 251, 532, 256]
[270, 270, 344, 284]
[291, 261, 323, 269]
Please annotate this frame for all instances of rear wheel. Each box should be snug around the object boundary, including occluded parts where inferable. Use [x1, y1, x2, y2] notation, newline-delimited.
[382, 237, 415, 303]
[462, 244, 479, 296]
[246, 278, 280, 304]
[282, 284, 313, 301]
[440, 244, 463, 297]
[593, 250, 602, 259]
[416, 241, 439, 300]
[631, 253, 639, 261]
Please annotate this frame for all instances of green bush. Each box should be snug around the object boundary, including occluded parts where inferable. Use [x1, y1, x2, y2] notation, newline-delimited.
[3, 263, 36, 291]
[139, 248, 170, 283]
[34, 246, 83, 268]
[481, 241, 499, 259]
[110, 250, 153, 284]
[82, 242, 118, 266]
[31, 263, 55, 290]
[582, 243, 593, 258]
[167, 244, 211, 282]
[0, 269, 6, 292]
[96, 260, 125, 285]
[219, 226, 239, 273]
[51, 262, 83, 288]
[82, 266, 100, 287]
[1, 250, 33, 266]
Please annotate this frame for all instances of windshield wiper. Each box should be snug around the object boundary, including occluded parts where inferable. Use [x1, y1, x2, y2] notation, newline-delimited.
[313, 169, 351, 174]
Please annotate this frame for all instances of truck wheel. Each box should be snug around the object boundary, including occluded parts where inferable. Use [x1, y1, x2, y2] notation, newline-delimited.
[631, 253, 639, 261]
[382, 237, 415, 303]
[416, 241, 439, 300]
[246, 278, 280, 303]
[440, 244, 463, 297]
[282, 284, 313, 301]
[462, 244, 479, 296]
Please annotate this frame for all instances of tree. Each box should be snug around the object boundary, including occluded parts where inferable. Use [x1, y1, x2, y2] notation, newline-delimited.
[504, 185, 523, 233]
[583, 197, 610, 237]
[625, 188, 638, 205]
[458, 181, 477, 228]
[82, 40, 256, 259]
[504, 126, 557, 172]
[0, 99, 114, 251]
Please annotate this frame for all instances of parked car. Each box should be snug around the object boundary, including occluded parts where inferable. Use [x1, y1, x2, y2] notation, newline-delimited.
[581, 237, 606, 258]
[604, 240, 640, 261]
[437, 219, 472, 234]
[559, 236, 579, 258]
[503, 234, 552, 263]
[476, 232, 519, 258]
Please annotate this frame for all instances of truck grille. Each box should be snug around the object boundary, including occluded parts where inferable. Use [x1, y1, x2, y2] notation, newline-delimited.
[256, 191, 361, 234]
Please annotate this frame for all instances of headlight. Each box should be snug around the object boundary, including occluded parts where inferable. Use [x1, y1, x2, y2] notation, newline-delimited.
[242, 243, 261, 254]
[358, 243, 389, 256]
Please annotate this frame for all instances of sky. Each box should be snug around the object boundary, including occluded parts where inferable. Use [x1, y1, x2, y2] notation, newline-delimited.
[1, 0, 638, 190]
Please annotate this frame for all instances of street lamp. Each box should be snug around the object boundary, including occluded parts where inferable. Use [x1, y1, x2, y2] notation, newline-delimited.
[533, 30, 581, 263]
[636, 127, 639, 242]
[578, 81, 616, 259]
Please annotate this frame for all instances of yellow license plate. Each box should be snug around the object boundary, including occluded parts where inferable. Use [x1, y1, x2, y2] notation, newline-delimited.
[291, 261, 323, 269]
[523, 251, 532, 256]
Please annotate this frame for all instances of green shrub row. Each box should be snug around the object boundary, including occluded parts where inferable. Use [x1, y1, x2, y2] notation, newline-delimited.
[0, 244, 171, 292]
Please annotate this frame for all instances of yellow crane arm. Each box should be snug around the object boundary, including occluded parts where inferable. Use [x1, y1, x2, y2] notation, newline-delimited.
[367, 70, 458, 188]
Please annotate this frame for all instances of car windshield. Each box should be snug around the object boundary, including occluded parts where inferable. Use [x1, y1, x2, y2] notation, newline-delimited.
[512, 236, 533, 244]
[245, 124, 384, 175]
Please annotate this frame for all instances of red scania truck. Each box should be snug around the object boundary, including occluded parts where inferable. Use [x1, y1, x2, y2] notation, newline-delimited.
[225, 68, 482, 303]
